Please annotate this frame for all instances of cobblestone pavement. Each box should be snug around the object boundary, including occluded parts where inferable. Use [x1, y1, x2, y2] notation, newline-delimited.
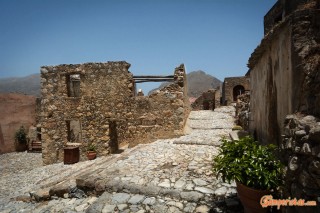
[0, 106, 242, 213]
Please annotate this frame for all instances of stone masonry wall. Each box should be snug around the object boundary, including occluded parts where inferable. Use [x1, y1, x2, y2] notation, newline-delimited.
[40, 62, 188, 165]
[191, 89, 216, 111]
[235, 93, 250, 131]
[281, 114, 320, 213]
[248, 1, 320, 145]
[125, 64, 189, 147]
[40, 62, 133, 164]
[222, 76, 250, 105]
[248, 1, 319, 212]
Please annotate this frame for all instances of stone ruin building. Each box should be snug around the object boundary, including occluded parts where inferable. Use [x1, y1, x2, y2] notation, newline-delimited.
[39, 62, 189, 165]
[191, 89, 221, 110]
[246, 0, 320, 212]
[221, 76, 250, 106]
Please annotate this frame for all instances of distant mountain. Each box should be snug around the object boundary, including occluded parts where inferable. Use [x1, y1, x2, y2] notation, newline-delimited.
[149, 70, 222, 97]
[0, 74, 40, 97]
[186, 70, 222, 97]
[0, 70, 222, 98]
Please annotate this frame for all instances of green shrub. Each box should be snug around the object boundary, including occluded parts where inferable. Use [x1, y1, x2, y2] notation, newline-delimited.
[15, 126, 27, 144]
[87, 143, 96, 152]
[212, 136, 283, 190]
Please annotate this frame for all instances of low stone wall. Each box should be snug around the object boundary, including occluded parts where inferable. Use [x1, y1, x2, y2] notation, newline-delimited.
[280, 114, 320, 212]
[191, 89, 216, 111]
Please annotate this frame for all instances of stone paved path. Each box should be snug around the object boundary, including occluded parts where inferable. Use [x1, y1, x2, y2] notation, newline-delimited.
[0, 106, 242, 213]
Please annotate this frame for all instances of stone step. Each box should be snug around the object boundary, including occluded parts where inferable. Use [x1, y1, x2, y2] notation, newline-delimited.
[85, 191, 244, 213]
[28, 145, 143, 202]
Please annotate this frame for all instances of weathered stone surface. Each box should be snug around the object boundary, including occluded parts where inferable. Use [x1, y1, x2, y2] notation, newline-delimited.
[194, 186, 214, 194]
[142, 197, 156, 205]
[195, 205, 210, 213]
[49, 184, 69, 197]
[214, 186, 228, 196]
[192, 178, 208, 186]
[191, 89, 219, 110]
[102, 204, 116, 213]
[40, 62, 189, 165]
[111, 193, 131, 204]
[159, 188, 181, 199]
[309, 125, 320, 142]
[139, 184, 161, 196]
[30, 188, 50, 201]
[174, 179, 186, 189]
[180, 191, 204, 202]
[222, 77, 250, 106]
[128, 194, 145, 204]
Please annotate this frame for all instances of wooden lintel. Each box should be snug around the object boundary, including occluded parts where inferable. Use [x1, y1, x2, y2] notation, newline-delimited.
[133, 78, 174, 81]
[135, 79, 175, 83]
[133, 75, 174, 79]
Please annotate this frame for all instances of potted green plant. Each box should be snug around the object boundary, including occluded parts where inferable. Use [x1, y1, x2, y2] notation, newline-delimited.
[212, 136, 283, 213]
[14, 126, 28, 152]
[87, 143, 96, 160]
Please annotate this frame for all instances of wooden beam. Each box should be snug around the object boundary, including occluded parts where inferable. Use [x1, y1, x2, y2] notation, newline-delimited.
[135, 79, 175, 83]
[134, 78, 174, 81]
[133, 75, 174, 79]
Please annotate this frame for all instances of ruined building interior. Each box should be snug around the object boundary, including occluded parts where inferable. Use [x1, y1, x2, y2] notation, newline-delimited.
[40, 62, 189, 165]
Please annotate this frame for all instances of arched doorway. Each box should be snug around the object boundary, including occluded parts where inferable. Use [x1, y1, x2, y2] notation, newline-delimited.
[233, 85, 245, 101]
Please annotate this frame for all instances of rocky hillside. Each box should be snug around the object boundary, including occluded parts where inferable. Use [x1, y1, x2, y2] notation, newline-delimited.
[0, 93, 37, 153]
[0, 74, 40, 97]
[149, 70, 222, 97]
[0, 70, 221, 98]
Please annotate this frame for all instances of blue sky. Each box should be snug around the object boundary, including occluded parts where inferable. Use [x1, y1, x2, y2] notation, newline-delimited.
[0, 0, 276, 92]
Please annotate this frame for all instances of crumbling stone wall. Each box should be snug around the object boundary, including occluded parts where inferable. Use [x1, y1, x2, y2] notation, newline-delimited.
[40, 62, 133, 164]
[40, 62, 188, 164]
[222, 76, 250, 106]
[248, 0, 320, 212]
[214, 87, 221, 108]
[126, 65, 189, 147]
[191, 89, 216, 110]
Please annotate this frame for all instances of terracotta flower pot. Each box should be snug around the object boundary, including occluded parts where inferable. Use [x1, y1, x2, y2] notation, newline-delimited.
[87, 151, 96, 160]
[236, 182, 270, 213]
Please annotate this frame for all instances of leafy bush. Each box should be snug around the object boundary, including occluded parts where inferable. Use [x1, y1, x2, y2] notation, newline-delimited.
[212, 136, 283, 190]
[15, 126, 27, 144]
[87, 143, 96, 152]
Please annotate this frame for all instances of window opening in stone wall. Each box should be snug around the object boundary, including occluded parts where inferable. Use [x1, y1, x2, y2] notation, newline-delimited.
[133, 75, 174, 97]
[66, 120, 82, 142]
[233, 85, 245, 101]
[66, 74, 81, 97]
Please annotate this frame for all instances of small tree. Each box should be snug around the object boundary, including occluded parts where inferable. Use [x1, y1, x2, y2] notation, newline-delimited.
[15, 126, 27, 144]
